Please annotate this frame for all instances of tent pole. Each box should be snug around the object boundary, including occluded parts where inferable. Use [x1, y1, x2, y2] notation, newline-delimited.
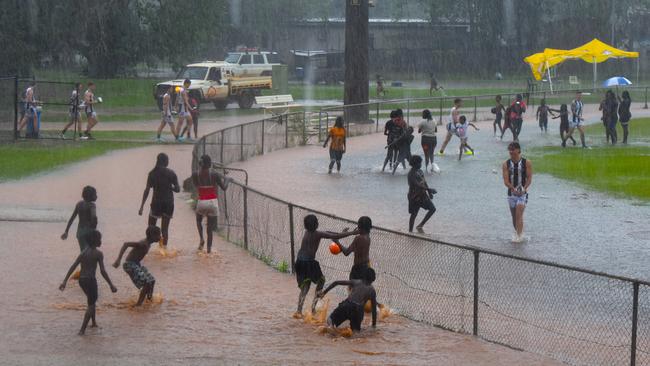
[593, 57, 597, 91]
[546, 62, 553, 94]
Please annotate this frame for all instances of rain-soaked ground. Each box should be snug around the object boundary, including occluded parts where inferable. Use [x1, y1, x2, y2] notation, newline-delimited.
[232, 103, 650, 281]
[0, 145, 560, 365]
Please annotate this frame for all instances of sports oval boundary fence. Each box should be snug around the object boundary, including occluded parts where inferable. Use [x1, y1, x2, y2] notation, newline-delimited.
[192, 95, 650, 366]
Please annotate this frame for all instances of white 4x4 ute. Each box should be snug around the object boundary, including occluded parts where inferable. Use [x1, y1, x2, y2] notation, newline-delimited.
[154, 61, 272, 110]
[224, 51, 281, 77]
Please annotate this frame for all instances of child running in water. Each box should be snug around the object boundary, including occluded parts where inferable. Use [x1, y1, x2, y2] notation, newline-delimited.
[323, 116, 346, 174]
[113, 226, 161, 306]
[418, 109, 437, 173]
[550, 104, 576, 146]
[407, 155, 437, 233]
[381, 110, 399, 172]
[456, 115, 479, 161]
[317, 268, 377, 333]
[59, 230, 117, 335]
[492, 95, 505, 137]
[61, 185, 98, 252]
[334, 216, 373, 280]
[536, 99, 550, 133]
[294, 214, 359, 317]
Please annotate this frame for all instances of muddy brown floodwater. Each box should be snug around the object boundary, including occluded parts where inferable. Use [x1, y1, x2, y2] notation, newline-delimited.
[0, 144, 563, 365]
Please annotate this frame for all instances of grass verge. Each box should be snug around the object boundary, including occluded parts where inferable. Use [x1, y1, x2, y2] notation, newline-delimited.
[0, 139, 145, 181]
[529, 146, 650, 201]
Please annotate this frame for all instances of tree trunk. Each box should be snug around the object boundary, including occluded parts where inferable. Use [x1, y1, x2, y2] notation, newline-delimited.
[344, 0, 369, 124]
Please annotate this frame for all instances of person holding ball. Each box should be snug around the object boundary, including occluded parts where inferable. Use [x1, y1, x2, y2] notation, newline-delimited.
[293, 214, 358, 318]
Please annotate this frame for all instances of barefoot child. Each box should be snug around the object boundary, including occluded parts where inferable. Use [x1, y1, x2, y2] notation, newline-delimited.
[113, 226, 161, 306]
[335, 216, 373, 280]
[294, 214, 359, 316]
[61, 185, 98, 252]
[456, 115, 479, 161]
[407, 155, 437, 233]
[317, 268, 378, 333]
[59, 230, 117, 335]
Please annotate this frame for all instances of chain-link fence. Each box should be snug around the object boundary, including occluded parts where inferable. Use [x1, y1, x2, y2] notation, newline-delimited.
[193, 107, 650, 365]
[314, 86, 650, 143]
[0, 77, 17, 141]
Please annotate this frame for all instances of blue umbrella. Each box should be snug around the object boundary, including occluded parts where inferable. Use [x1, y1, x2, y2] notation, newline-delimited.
[603, 76, 632, 87]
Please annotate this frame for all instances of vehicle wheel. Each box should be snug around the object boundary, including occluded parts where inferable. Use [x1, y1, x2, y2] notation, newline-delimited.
[213, 100, 228, 110]
[237, 92, 254, 109]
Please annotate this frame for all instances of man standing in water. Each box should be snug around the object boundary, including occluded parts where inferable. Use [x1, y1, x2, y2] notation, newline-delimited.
[562, 91, 588, 148]
[335, 216, 373, 280]
[502, 142, 532, 243]
[113, 226, 161, 306]
[139, 153, 180, 247]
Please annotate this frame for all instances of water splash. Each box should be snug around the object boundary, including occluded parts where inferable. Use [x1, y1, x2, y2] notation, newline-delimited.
[154, 246, 180, 258]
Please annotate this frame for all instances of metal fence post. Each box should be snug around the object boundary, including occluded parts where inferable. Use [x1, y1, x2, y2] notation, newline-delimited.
[473, 96, 478, 122]
[240, 124, 244, 161]
[407, 99, 411, 125]
[285, 114, 289, 148]
[201, 137, 206, 157]
[261, 119, 265, 154]
[13, 76, 18, 141]
[318, 112, 323, 142]
[243, 185, 248, 250]
[220, 131, 225, 164]
[631, 282, 639, 366]
[302, 111, 307, 145]
[288, 204, 296, 274]
[473, 250, 479, 336]
[644, 87, 648, 109]
[439, 97, 444, 126]
[376, 102, 380, 132]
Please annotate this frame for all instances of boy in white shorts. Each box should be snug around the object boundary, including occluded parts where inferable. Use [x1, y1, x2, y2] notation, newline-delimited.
[456, 115, 479, 161]
[157, 86, 178, 141]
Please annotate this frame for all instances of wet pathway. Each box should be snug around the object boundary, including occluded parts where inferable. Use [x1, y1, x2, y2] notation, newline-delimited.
[0, 145, 559, 365]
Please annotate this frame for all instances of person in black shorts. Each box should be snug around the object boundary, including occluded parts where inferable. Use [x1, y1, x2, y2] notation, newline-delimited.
[550, 104, 575, 145]
[618, 91, 632, 144]
[59, 230, 117, 335]
[293, 214, 358, 317]
[317, 268, 377, 333]
[334, 216, 373, 281]
[407, 155, 436, 233]
[381, 110, 398, 172]
[138, 153, 180, 247]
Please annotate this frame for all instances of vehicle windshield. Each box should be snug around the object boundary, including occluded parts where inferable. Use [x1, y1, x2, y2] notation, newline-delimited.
[176, 66, 208, 80]
[225, 53, 241, 63]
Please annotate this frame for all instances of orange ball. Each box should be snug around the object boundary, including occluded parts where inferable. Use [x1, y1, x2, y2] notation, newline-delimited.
[329, 242, 341, 255]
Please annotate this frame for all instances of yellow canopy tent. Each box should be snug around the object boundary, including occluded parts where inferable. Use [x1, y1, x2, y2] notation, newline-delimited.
[568, 39, 639, 89]
[524, 39, 639, 91]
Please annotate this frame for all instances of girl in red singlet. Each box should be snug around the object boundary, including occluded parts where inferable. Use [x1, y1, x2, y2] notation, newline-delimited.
[192, 155, 231, 253]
